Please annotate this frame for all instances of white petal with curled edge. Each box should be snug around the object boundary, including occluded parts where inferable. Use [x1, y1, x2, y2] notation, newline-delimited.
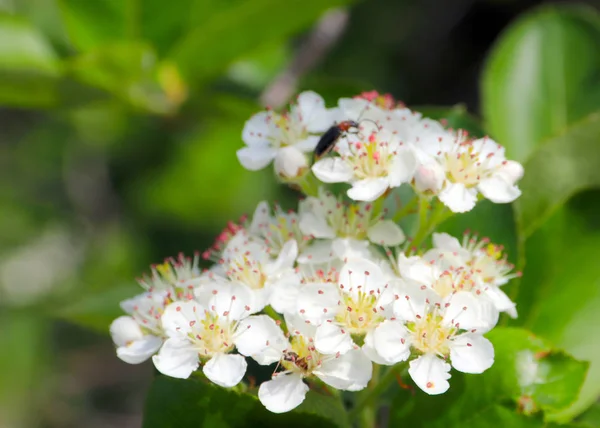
[367, 220, 406, 246]
[203, 353, 247, 388]
[439, 182, 478, 213]
[249, 201, 270, 235]
[450, 334, 494, 374]
[296, 283, 339, 325]
[265, 240, 298, 275]
[242, 111, 272, 146]
[497, 160, 524, 183]
[237, 146, 277, 171]
[314, 348, 373, 391]
[362, 331, 389, 365]
[195, 281, 253, 320]
[388, 146, 417, 187]
[110, 316, 144, 347]
[442, 291, 498, 332]
[478, 176, 521, 203]
[432, 233, 462, 252]
[274, 146, 308, 178]
[408, 354, 451, 395]
[339, 258, 386, 299]
[312, 158, 354, 183]
[258, 373, 308, 413]
[152, 337, 199, 379]
[161, 300, 204, 337]
[235, 315, 287, 365]
[484, 286, 518, 318]
[117, 335, 163, 364]
[314, 323, 354, 355]
[372, 319, 412, 364]
[347, 178, 389, 202]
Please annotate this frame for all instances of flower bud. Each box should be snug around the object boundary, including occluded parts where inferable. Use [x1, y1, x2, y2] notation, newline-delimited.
[274, 146, 308, 179]
[414, 162, 445, 193]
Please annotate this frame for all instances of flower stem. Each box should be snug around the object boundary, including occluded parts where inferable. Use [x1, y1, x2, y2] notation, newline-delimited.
[409, 199, 453, 251]
[350, 363, 407, 422]
[392, 196, 418, 222]
[294, 172, 320, 197]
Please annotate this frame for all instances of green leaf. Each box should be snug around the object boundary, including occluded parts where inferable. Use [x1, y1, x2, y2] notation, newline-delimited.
[169, 0, 354, 84]
[514, 112, 600, 238]
[481, 5, 600, 162]
[0, 14, 61, 107]
[389, 328, 588, 427]
[143, 375, 350, 427]
[517, 192, 600, 421]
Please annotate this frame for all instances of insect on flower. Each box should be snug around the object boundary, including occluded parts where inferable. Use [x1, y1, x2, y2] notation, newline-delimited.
[313, 116, 381, 159]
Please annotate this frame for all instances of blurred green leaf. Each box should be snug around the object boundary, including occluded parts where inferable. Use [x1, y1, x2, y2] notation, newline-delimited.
[143, 375, 350, 427]
[576, 402, 600, 427]
[170, 0, 354, 84]
[481, 5, 600, 162]
[517, 193, 600, 421]
[389, 328, 588, 427]
[515, 112, 600, 238]
[0, 14, 61, 107]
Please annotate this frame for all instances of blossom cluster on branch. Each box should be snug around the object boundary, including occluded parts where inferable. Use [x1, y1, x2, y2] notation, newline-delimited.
[110, 91, 523, 414]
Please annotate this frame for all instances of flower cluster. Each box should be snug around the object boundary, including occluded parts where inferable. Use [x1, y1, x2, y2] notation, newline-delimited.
[111, 90, 523, 414]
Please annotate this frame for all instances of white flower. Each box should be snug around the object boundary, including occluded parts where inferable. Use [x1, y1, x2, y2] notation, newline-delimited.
[110, 290, 171, 364]
[425, 233, 519, 317]
[414, 130, 524, 212]
[237, 91, 337, 171]
[249, 201, 311, 255]
[216, 231, 301, 314]
[373, 287, 495, 394]
[274, 146, 309, 179]
[137, 253, 202, 292]
[312, 127, 417, 202]
[298, 188, 405, 261]
[152, 282, 258, 387]
[246, 314, 372, 413]
[296, 258, 395, 363]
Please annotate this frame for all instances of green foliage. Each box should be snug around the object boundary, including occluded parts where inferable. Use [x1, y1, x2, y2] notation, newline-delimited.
[143, 375, 350, 428]
[389, 328, 588, 427]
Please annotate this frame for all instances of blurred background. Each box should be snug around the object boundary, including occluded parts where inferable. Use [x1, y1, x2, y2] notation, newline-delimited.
[1, 0, 599, 427]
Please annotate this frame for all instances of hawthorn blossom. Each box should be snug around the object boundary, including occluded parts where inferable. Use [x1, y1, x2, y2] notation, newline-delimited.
[244, 314, 372, 413]
[413, 128, 524, 212]
[312, 127, 417, 201]
[373, 287, 495, 394]
[152, 282, 259, 387]
[215, 231, 301, 313]
[110, 290, 170, 364]
[248, 201, 312, 256]
[237, 91, 338, 174]
[296, 258, 396, 363]
[425, 232, 519, 317]
[298, 188, 405, 260]
[137, 253, 203, 292]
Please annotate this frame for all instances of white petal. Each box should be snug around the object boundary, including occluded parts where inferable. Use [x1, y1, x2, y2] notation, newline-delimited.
[397, 254, 436, 285]
[331, 238, 371, 260]
[414, 162, 445, 193]
[152, 337, 199, 379]
[314, 349, 373, 391]
[285, 313, 317, 338]
[338, 97, 369, 120]
[161, 300, 204, 337]
[388, 147, 417, 187]
[478, 176, 521, 203]
[258, 373, 308, 413]
[439, 182, 478, 213]
[339, 258, 387, 299]
[268, 272, 302, 314]
[362, 332, 390, 365]
[297, 91, 329, 132]
[408, 354, 451, 395]
[450, 334, 494, 374]
[110, 316, 144, 347]
[484, 286, 518, 318]
[442, 291, 499, 332]
[299, 212, 336, 239]
[296, 283, 339, 324]
[392, 281, 434, 322]
[195, 282, 253, 320]
[237, 146, 277, 171]
[242, 111, 272, 146]
[314, 323, 354, 355]
[372, 320, 411, 364]
[249, 201, 271, 235]
[203, 353, 247, 388]
[347, 178, 389, 202]
[235, 315, 287, 365]
[432, 233, 462, 252]
[274, 146, 308, 178]
[265, 240, 298, 275]
[312, 158, 353, 183]
[117, 335, 163, 364]
[367, 220, 406, 246]
[297, 240, 336, 264]
[497, 160, 524, 183]
[294, 135, 320, 152]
